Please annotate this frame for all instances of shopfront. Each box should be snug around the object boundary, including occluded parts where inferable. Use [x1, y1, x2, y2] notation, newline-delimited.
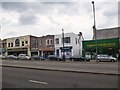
[60, 46, 72, 59]
[7, 48, 28, 56]
[82, 38, 119, 59]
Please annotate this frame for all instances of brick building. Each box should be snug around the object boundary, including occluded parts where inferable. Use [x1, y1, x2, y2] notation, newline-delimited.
[38, 35, 55, 58]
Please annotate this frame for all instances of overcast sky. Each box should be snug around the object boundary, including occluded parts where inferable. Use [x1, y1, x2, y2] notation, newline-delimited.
[0, 0, 119, 40]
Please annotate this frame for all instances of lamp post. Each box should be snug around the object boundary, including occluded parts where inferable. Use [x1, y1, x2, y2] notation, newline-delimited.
[62, 29, 65, 61]
[92, 1, 98, 60]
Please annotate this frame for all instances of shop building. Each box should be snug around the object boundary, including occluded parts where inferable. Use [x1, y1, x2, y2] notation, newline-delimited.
[6, 35, 39, 56]
[82, 27, 120, 59]
[38, 35, 55, 58]
[54, 33, 82, 59]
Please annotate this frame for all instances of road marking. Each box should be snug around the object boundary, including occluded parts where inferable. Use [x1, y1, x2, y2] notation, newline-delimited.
[29, 80, 48, 85]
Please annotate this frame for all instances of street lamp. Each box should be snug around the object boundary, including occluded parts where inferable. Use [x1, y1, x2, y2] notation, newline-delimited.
[92, 1, 98, 60]
[62, 29, 65, 61]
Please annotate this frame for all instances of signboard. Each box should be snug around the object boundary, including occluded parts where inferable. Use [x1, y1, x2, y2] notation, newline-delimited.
[60, 46, 72, 58]
[83, 38, 119, 50]
[60, 46, 72, 52]
[7, 48, 27, 52]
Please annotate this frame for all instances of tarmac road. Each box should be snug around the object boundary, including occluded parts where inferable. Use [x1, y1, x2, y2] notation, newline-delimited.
[2, 67, 118, 88]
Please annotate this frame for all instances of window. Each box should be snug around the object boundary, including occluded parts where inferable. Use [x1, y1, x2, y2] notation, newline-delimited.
[8, 43, 10, 47]
[25, 41, 28, 44]
[75, 38, 77, 44]
[46, 39, 49, 45]
[40, 41, 42, 45]
[32, 39, 38, 48]
[78, 39, 79, 44]
[47, 40, 49, 45]
[39, 41, 42, 46]
[11, 43, 13, 47]
[55, 38, 59, 44]
[15, 39, 20, 47]
[62, 37, 71, 44]
[50, 39, 53, 45]
[46, 39, 53, 45]
[22, 41, 24, 46]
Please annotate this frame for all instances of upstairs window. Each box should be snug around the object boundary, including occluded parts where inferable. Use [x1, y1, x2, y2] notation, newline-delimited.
[62, 37, 71, 44]
[8, 43, 10, 47]
[50, 39, 53, 45]
[22, 41, 24, 46]
[11, 43, 13, 47]
[75, 38, 77, 44]
[25, 41, 28, 44]
[55, 38, 59, 44]
[15, 39, 20, 47]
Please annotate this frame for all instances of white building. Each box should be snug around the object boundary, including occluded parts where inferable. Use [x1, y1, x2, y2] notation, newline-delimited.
[54, 32, 82, 58]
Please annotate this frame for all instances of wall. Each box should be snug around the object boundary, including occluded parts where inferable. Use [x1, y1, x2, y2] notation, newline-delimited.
[6, 35, 31, 56]
[6, 35, 30, 49]
[55, 33, 82, 58]
[96, 27, 120, 39]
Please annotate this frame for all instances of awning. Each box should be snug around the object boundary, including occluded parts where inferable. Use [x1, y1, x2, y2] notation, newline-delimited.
[40, 48, 55, 52]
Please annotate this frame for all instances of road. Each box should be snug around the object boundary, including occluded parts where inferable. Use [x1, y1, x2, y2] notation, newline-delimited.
[2, 60, 119, 74]
[2, 67, 118, 88]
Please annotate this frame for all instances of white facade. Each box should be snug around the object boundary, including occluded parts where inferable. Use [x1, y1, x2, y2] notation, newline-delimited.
[54, 33, 82, 58]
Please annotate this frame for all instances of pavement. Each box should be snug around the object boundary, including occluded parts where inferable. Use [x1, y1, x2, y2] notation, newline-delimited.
[1, 59, 120, 75]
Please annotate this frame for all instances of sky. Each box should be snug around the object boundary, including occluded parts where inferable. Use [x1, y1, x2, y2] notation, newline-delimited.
[0, 0, 119, 40]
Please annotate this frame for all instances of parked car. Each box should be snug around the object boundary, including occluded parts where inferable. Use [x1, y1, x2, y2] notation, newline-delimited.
[48, 55, 62, 61]
[31, 55, 45, 60]
[18, 54, 31, 60]
[69, 55, 90, 61]
[96, 54, 117, 62]
[7, 55, 18, 60]
[0, 55, 7, 59]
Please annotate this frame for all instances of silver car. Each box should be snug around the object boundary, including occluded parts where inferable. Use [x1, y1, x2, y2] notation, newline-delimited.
[7, 55, 18, 60]
[18, 54, 31, 60]
[96, 54, 117, 62]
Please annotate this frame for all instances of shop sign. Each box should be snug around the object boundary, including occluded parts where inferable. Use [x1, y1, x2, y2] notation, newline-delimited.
[87, 43, 116, 47]
[60, 46, 72, 52]
[7, 48, 27, 51]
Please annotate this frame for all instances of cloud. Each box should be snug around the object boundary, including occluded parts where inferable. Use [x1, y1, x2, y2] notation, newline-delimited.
[19, 14, 37, 25]
[2, 2, 29, 12]
[118, 1, 120, 27]
[1, 1, 118, 40]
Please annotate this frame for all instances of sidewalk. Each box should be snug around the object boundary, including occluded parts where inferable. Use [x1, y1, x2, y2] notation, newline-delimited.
[1, 60, 119, 75]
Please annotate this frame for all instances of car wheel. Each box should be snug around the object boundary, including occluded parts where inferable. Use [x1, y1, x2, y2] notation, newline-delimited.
[111, 59, 115, 62]
[97, 59, 100, 62]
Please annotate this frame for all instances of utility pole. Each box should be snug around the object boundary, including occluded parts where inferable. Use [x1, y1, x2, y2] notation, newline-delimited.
[62, 29, 65, 61]
[92, 1, 98, 60]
